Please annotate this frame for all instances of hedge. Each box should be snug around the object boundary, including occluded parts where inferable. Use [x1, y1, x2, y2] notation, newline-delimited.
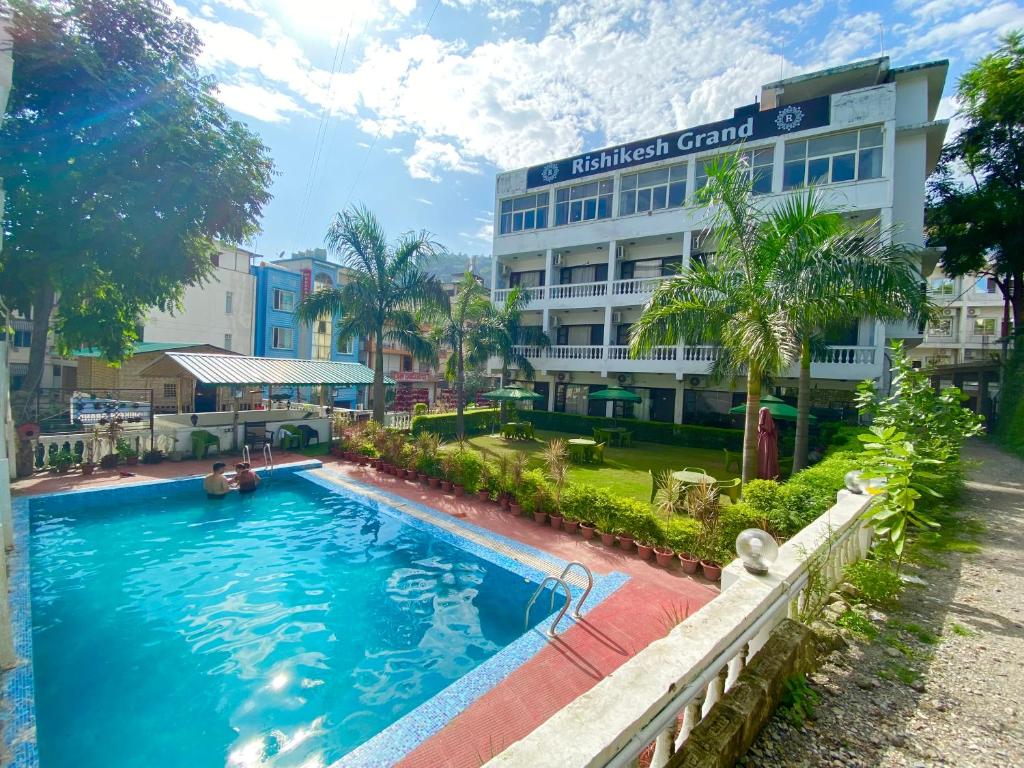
[411, 408, 499, 438]
[520, 410, 744, 450]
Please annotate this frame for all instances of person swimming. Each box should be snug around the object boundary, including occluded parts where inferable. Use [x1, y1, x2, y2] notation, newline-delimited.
[203, 462, 231, 498]
[235, 462, 260, 494]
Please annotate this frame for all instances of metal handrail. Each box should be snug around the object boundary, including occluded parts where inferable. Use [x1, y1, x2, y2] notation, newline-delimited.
[241, 445, 251, 465]
[524, 576, 573, 637]
[559, 561, 594, 619]
[263, 443, 274, 475]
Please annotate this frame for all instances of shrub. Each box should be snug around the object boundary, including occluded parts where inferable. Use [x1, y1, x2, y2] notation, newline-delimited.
[662, 516, 701, 554]
[443, 449, 485, 493]
[413, 402, 428, 417]
[561, 484, 610, 524]
[716, 501, 765, 556]
[843, 559, 905, 606]
[411, 408, 499, 438]
[517, 469, 552, 514]
[520, 410, 743, 450]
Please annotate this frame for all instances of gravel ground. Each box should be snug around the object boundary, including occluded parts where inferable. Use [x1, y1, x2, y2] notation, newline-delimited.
[741, 440, 1024, 768]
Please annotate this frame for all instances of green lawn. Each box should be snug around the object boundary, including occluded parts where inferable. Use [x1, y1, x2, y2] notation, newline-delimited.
[467, 429, 739, 506]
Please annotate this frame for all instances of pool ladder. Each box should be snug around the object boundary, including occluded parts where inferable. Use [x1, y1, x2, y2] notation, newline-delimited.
[241, 443, 274, 475]
[523, 561, 594, 638]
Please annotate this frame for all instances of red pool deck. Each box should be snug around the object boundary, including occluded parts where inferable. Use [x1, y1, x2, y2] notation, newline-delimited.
[12, 455, 719, 766]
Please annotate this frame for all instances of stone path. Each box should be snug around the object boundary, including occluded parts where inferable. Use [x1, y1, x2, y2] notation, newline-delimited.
[743, 440, 1024, 767]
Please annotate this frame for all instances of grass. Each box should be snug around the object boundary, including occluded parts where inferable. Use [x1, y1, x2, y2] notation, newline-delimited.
[836, 609, 878, 640]
[949, 622, 977, 637]
[465, 429, 739, 505]
[878, 662, 920, 686]
[887, 619, 940, 645]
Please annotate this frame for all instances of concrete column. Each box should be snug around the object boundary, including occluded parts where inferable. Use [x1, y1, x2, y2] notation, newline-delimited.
[544, 247, 555, 292]
[603, 240, 617, 386]
[674, 383, 685, 424]
[682, 230, 692, 269]
[547, 377, 556, 411]
[490, 255, 499, 297]
[770, 136, 785, 194]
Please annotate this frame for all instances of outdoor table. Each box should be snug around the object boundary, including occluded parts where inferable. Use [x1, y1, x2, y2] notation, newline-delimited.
[672, 469, 717, 486]
[593, 426, 629, 446]
[568, 438, 598, 463]
[501, 421, 534, 440]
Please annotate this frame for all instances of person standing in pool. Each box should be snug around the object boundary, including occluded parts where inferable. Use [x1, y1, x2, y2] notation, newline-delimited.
[235, 462, 261, 494]
[203, 463, 231, 498]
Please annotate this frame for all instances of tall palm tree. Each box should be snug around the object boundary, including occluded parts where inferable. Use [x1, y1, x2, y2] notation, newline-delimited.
[296, 205, 446, 422]
[765, 196, 930, 470]
[484, 285, 551, 386]
[427, 273, 493, 439]
[632, 153, 800, 483]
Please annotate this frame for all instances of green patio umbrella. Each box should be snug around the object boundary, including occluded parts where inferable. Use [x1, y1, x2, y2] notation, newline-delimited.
[588, 386, 643, 403]
[728, 395, 814, 422]
[480, 385, 544, 402]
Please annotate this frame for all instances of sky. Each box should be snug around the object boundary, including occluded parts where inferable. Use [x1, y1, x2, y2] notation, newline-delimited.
[167, 0, 1024, 261]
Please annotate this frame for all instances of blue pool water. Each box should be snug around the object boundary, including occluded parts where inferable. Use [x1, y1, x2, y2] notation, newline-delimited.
[29, 473, 549, 767]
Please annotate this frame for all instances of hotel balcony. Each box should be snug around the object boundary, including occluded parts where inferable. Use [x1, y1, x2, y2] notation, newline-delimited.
[493, 276, 669, 310]
[500, 343, 881, 381]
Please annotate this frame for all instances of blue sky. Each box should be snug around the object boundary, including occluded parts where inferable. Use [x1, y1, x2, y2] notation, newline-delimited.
[168, 0, 1024, 261]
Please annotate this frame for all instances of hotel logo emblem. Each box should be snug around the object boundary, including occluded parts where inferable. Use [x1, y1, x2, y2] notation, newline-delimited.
[540, 163, 560, 183]
[775, 105, 804, 132]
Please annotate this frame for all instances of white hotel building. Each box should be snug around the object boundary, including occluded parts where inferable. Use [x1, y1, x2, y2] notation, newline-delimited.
[488, 57, 948, 423]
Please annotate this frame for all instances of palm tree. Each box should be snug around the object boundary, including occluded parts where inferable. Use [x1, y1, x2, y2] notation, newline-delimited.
[427, 273, 493, 440]
[296, 205, 446, 422]
[764, 196, 930, 470]
[484, 285, 551, 385]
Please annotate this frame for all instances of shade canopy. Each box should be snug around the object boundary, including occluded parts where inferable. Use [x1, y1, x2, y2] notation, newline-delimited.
[481, 385, 544, 402]
[588, 386, 642, 403]
[138, 352, 391, 387]
[729, 396, 813, 422]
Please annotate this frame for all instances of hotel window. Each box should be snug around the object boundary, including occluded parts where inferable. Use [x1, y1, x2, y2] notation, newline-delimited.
[13, 330, 31, 348]
[225, 291, 233, 314]
[313, 318, 332, 360]
[929, 277, 955, 295]
[928, 318, 953, 337]
[973, 317, 996, 336]
[509, 269, 545, 288]
[554, 179, 613, 225]
[336, 335, 354, 355]
[272, 288, 295, 312]
[974, 277, 997, 294]
[163, 383, 177, 399]
[223, 333, 232, 351]
[783, 126, 883, 190]
[499, 192, 549, 234]
[619, 163, 687, 216]
[695, 148, 774, 196]
[271, 326, 293, 349]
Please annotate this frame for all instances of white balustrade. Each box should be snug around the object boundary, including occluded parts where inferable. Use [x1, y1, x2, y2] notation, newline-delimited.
[547, 345, 605, 360]
[384, 412, 413, 431]
[680, 345, 721, 362]
[512, 345, 547, 359]
[611, 277, 664, 296]
[493, 286, 546, 304]
[485, 489, 875, 768]
[814, 346, 876, 365]
[606, 345, 677, 361]
[549, 281, 607, 300]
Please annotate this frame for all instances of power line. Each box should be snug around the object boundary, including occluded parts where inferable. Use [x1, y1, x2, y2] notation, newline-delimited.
[342, 0, 443, 209]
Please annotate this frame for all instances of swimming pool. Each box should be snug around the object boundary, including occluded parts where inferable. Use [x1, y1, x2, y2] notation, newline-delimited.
[21, 465, 582, 768]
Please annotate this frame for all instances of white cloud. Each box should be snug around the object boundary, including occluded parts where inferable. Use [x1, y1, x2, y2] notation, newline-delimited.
[775, 0, 825, 26]
[215, 81, 308, 121]
[459, 221, 494, 243]
[899, 2, 1024, 56]
[406, 138, 481, 182]
[414, 197, 435, 205]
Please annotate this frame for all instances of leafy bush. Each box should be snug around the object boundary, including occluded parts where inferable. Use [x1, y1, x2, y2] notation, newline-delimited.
[413, 402, 428, 417]
[716, 501, 765, 556]
[442, 449, 485, 493]
[780, 674, 820, 727]
[662, 516, 700, 554]
[843, 559, 905, 606]
[411, 408, 499, 438]
[520, 410, 743, 450]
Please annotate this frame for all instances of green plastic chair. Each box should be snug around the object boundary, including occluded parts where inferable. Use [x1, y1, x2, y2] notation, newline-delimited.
[277, 424, 302, 451]
[592, 442, 606, 464]
[715, 477, 742, 504]
[682, 466, 707, 477]
[723, 448, 741, 474]
[190, 430, 219, 460]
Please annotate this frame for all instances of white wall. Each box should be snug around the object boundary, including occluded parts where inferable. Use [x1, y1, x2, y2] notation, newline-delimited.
[143, 245, 256, 353]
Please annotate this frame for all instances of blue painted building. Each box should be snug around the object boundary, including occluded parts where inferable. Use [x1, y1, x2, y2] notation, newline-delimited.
[252, 257, 362, 408]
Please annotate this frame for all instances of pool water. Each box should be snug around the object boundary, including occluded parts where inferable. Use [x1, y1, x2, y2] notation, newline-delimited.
[29, 473, 549, 767]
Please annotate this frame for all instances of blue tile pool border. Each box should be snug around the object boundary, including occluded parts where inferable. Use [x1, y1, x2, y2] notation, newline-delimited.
[3, 461, 629, 768]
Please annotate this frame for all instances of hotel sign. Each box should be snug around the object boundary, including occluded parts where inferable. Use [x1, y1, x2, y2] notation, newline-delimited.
[525, 96, 830, 189]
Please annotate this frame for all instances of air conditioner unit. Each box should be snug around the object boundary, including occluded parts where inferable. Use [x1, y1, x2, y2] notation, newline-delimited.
[616, 373, 633, 385]
[941, 308, 953, 316]
[967, 307, 977, 316]
[556, 372, 573, 383]
[688, 375, 704, 388]
[552, 253, 563, 266]
[615, 245, 625, 260]
[611, 311, 623, 324]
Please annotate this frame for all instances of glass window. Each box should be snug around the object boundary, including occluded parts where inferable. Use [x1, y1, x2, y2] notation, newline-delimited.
[225, 291, 233, 315]
[499, 192, 549, 234]
[974, 277, 997, 294]
[223, 333, 232, 351]
[336, 335, 354, 355]
[13, 330, 31, 348]
[973, 318, 996, 335]
[784, 126, 884, 190]
[313, 317, 332, 360]
[554, 179, 613, 226]
[695, 148, 774, 196]
[929, 277, 955, 295]
[272, 288, 295, 312]
[619, 163, 687, 216]
[271, 326, 293, 349]
[928, 318, 953, 337]
[163, 383, 177, 398]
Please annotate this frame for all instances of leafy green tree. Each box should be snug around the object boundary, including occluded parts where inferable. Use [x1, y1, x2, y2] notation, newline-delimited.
[0, 0, 273, 408]
[426, 273, 492, 439]
[295, 205, 445, 422]
[482, 286, 551, 385]
[927, 31, 1024, 335]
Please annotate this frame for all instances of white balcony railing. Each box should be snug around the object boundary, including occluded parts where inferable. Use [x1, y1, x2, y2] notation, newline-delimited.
[606, 345, 677, 361]
[680, 345, 722, 363]
[813, 345, 876, 365]
[611, 277, 665, 297]
[549, 281, 607, 301]
[546, 344, 605, 360]
[493, 286, 546, 304]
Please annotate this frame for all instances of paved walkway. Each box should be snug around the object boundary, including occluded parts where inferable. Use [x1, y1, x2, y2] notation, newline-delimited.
[744, 440, 1024, 767]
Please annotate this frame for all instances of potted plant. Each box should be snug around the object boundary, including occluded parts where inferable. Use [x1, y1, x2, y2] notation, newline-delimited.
[562, 512, 579, 535]
[700, 555, 723, 582]
[117, 440, 140, 466]
[689, 480, 724, 582]
[616, 533, 635, 552]
[636, 539, 655, 560]
[594, 507, 617, 547]
[541, 438, 569, 525]
[141, 448, 164, 465]
[580, 520, 596, 539]
[654, 545, 675, 568]
[679, 551, 700, 574]
[80, 431, 99, 475]
[532, 496, 548, 526]
[50, 449, 74, 475]
[476, 488, 490, 502]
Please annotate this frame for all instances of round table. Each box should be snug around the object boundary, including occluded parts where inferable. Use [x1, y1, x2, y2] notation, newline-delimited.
[567, 438, 598, 463]
[672, 470, 716, 485]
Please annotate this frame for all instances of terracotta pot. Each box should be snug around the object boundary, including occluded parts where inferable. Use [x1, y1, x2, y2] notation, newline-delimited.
[509, 503, 522, 515]
[126, 456, 139, 466]
[533, 511, 548, 525]
[654, 547, 675, 568]
[405, 469, 416, 481]
[81, 463, 96, 476]
[679, 553, 700, 574]
[476, 490, 490, 502]
[580, 524, 596, 540]
[548, 515, 563, 530]
[440, 480, 452, 492]
[700, 561, 722, 581]
[636, 543, 654, 560]
[501, 495, 512, 511]
[599, 531, 616, 547]
[617, 535, 635, 552]
[375, 461, 385, 472]
[429, 476, 440, 488]
[418, 473, 428, 484]
[454, 485, 465, 497]
[563, 520, 579, 535]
